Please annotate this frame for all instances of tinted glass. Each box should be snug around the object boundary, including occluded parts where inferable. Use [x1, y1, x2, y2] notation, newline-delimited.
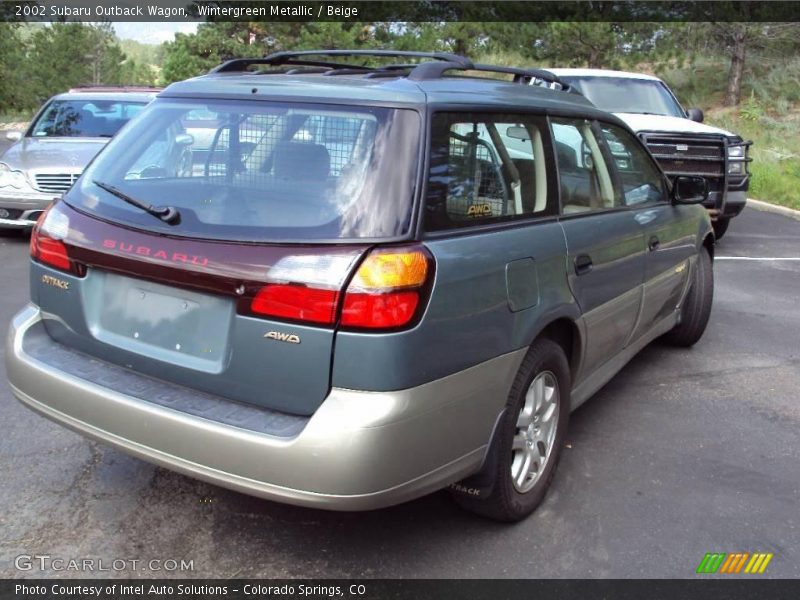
[30, 100, 146, 138]
[552, 118, 619, 214]
[561, 76, 685, 118]
[68, 99, 421, 242]
[599, 123, 666, 206]
[425, 112, 554, 231]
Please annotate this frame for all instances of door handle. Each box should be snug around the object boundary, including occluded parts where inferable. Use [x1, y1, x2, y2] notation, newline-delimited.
[574, 254, 593, 275]
[648, 235, 661, 251]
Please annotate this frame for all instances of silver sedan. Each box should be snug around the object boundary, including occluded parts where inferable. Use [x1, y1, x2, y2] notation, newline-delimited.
[0, 89, 157, 229]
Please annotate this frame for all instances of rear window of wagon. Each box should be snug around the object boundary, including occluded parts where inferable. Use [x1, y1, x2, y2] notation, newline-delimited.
[68, 99, 422, 242]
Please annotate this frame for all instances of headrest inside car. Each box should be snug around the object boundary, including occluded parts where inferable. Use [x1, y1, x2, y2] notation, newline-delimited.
[274, 142, 330, 180]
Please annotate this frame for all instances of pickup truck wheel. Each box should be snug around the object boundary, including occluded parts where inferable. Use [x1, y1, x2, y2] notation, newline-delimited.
[450, 339, 570, 522]
[712, 217, 730, 240]
[663, 246, 713, 347]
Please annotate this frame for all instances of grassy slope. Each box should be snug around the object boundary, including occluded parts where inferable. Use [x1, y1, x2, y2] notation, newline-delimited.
[704, 109, 800, 210]
[662, 57, 800, 210]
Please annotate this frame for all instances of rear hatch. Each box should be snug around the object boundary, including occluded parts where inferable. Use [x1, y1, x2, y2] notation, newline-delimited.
[29, 96, 422, 416]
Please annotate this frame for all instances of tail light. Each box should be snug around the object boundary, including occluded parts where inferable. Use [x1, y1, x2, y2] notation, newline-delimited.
[341, 247, 432, 329]
[246, 245, 433, 330]
[251, 284, 339, 325]
[247, 252, 361, 325]
[30, 203, 82, 276]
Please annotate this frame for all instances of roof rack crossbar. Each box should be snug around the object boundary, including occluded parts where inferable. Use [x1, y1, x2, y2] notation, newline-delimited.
[324, 63, 421, 77]
[284, 67, 332, 75]
[211, 57, 357, 73]
[364, 70, 413, 79]
[322, 67, 377, 77]
[264, 49, 472, 68]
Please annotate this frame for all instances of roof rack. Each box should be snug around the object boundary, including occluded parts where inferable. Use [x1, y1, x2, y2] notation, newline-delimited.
[210, 50, 472, 74]
[209, 49, 577, 94]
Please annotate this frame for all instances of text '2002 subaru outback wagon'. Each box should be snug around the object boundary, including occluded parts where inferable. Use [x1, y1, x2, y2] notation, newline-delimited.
[6, 51, 715, 521]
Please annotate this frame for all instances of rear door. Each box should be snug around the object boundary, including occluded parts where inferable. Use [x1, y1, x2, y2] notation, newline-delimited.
[598, 122, 698, 341]
[552, 118, 646, 377]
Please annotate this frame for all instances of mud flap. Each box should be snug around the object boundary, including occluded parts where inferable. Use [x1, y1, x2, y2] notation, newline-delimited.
[449, 408, 507, 500]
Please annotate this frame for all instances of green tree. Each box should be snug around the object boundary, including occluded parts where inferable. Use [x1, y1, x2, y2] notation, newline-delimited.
[703, 23, 800, 106]
[0, 24, 36, 113]
[532, 22, 668, 69]
[295, 23, 377, 50]
[161, 23, 255, 83]
[160, 22, 385, 84]
[26, 23, 128, 98]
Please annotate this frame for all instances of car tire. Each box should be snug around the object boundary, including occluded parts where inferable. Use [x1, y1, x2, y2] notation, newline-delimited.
[663, 246, 713, 347]
[450, 338, 570, 522]
[712, 217, 730, 240]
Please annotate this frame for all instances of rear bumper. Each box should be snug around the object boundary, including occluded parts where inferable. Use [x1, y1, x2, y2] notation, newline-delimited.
[6, 305, 521, 510]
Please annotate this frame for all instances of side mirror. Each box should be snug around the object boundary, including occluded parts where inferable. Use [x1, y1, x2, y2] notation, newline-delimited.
[5, 131, 22, 142]
[686, 108, 704, 123]
[672, 175, 709, 204]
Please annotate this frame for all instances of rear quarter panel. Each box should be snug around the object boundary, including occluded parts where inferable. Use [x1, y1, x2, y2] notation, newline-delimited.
[331, 221, 578, 391]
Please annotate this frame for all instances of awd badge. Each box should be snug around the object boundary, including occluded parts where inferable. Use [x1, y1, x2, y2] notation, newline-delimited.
[264, 331, 301, 344]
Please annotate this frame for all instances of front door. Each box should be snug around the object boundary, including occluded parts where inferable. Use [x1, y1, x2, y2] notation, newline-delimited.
[552, 117, 647, 378]
[597, 122, 698, 342]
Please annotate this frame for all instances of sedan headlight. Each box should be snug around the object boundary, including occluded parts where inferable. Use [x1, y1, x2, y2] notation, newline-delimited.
[0, 163, 29, 189]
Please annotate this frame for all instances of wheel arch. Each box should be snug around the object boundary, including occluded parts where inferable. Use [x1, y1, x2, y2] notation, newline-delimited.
[530, 315, 582, 384]
[703, 232, 715, 260]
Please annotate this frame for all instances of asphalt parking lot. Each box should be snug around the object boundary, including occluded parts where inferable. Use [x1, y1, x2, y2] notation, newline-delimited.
[0, 206, 798, 579]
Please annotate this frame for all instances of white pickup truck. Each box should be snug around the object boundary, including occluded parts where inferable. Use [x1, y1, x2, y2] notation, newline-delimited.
[550, 69, 751, 239]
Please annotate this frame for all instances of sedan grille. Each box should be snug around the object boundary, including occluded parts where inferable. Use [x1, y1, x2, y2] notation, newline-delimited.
[34, 173, 81, 193]
[638, 133, 726, 179]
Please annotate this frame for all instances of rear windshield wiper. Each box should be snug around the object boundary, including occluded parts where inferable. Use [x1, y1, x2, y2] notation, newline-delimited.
[93, 180, 180, 225]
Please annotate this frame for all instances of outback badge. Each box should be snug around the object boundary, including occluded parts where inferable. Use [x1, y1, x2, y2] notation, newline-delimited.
[264, 331, 301, 344]
[41, 274, 69, 290]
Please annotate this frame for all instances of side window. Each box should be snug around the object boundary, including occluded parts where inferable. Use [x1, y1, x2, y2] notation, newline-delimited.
[551, 118, 618, 214]
[425, 113, 554, 231]
[599, 123, 666, 206]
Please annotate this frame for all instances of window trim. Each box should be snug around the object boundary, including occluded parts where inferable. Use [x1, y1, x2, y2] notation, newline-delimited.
[423, 212, 561, 240]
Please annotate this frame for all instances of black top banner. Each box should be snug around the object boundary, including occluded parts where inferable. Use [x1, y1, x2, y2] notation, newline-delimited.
[2, 1, 800, 23]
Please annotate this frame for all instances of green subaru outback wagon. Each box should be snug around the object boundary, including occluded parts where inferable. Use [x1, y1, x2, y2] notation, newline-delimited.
[6, 51, 714, 521]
